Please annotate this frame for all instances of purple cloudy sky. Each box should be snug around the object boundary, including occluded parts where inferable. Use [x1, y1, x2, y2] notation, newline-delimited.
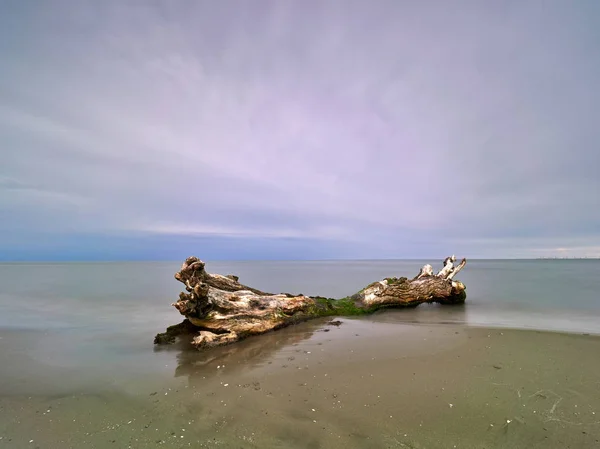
[1, 0, 599, 260]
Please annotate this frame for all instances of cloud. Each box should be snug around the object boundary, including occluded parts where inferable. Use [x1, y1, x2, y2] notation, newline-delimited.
[1, 0, 599, 259]
[138, 222, 358, 241]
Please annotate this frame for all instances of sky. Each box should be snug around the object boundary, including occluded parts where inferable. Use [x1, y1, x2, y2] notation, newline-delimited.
[1, 0, 599, 261]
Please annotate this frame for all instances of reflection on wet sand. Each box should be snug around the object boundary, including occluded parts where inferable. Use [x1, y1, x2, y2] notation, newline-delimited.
[368, 302, 468, 325]
[169, 317, 337, 383]
[166, 304, 469, 385]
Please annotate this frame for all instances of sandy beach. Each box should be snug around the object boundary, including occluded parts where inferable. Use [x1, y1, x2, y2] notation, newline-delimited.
[2, 314, 599, 449]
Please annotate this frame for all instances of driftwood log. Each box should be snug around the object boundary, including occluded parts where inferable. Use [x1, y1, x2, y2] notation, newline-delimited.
[155, 256, 467, 350]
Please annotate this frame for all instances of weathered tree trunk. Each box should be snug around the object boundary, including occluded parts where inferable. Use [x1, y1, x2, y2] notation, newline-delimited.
[155, 256, 467, 350]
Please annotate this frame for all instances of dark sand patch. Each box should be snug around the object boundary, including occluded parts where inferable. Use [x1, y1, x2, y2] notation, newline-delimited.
[1, 319, 600, 448]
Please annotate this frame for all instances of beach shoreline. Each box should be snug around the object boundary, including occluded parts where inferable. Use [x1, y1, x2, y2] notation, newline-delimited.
[2, 318, 600, 448]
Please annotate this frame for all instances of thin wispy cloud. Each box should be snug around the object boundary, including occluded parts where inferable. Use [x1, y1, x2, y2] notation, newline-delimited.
[1, 0, 599, 260]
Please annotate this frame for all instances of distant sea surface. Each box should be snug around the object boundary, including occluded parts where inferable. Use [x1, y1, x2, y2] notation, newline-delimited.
[1, 259, 598, 335]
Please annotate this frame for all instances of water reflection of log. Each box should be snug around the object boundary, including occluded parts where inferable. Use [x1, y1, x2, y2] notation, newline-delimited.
[367, 302, 468, 326]
[170, 318, 334, 384]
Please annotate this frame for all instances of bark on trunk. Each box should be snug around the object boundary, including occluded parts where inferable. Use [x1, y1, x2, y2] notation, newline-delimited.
[155, 256, 467, 350]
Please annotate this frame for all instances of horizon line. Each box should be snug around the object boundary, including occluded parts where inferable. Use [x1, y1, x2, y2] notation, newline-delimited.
[0, 257, 598, 263]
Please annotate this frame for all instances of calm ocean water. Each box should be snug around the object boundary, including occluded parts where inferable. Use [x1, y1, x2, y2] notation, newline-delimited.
[1, 259, 598, 334]
[0, 259, 599, 394]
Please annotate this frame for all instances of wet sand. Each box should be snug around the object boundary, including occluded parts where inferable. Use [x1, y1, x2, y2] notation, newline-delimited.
[1, 315, 600, 448]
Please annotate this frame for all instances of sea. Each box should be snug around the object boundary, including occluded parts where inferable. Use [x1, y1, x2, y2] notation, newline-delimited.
[1, 259, 598, 334]
[0, 259, 598, 396]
